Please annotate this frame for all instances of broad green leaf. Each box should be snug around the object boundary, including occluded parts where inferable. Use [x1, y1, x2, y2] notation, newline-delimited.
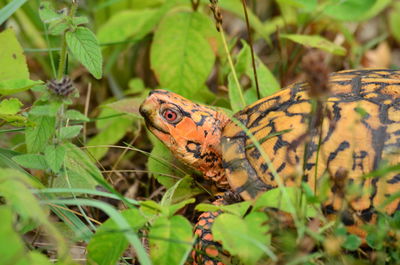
[151, 11, 216, 98]
[0, 113, 27, 126]
[65, 109, 89, 121]
[86, 108, 134, 160]
[147, 133, 186, 188]
[38, 1, 63, 23]
[360, 0, 391, 20]
[161, 176, 202, 205]
[343, 234, 362, 251]
[196, 201, 251, 217]
[25, 115, 56, 153]
[106, 97, 144, 116]
[323, 0, 377, 21]
[0, 79, 43, 95]
[281, 34, 346, 55]
[29, 102, 61, 117]
[53, 143, 102, 190]
[60, 125, 82, 140]
[97, 9, 160, 43]
[253, 187, 317, 217]
[149, 215, 193, 265]
[12, 154, 48, 170]
[48, 16, 88, 36]
[44, 145, 66, 173]
[66, 27, 103, 79]
[276, 0, 317, 12]
[87, 208, 146, 265]
[212, 212, 272, 265]
[235, 41, 280, 105]
[0, 28, 29, 81]
[0, 206, 29, 265]
[389, 2, 400, 43]
[27, 252, 53, 265]
[0, 98, 22, 115]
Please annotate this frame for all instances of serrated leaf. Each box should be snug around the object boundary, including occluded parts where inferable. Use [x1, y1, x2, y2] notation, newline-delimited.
[149, 215, 193, 265]
[0, 79, 43, 95]
[97, 9, 160, 43]
[0, 28, 29, 81]
[29, 102, 61, 117]
[281, 34, 346, 55]
[25, 115, 56, 153]
[66, 27, 103, 79]
[212, 212, 272, 265]
[151, 11, 216, 98]
[323, 0, 377, 21]
[65, 109, 89, 121]
[60, 125, 82, 140]
[87, 208, 146, 265]
[44, 145, 66, 173]
[39, 1, 63, 23]
[0, 98, 22, 115]
[52, 143, 102, 189]
[12, 154, 48, 170]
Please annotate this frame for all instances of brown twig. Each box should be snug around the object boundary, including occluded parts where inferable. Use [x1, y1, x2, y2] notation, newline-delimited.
[241, 0, 260, 99]
[191, 0, 200, 11]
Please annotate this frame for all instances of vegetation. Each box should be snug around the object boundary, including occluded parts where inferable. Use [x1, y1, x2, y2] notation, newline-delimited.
[0, 0, 399, 264]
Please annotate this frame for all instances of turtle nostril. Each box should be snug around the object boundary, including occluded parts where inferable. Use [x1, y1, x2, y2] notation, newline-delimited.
[139, 104, 148, 118]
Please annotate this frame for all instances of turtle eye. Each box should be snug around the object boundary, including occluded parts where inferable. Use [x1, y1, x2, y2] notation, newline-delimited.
[162, 108, 181, 124]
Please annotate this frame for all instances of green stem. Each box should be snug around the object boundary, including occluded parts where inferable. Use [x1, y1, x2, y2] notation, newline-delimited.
[219, 29, 246, 108]
[56, 1, 79, 80]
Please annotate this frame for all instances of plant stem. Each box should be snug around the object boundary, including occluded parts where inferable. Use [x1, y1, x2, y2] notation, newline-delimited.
[56, 1, 79, 80]
[219, 29, 246, 108]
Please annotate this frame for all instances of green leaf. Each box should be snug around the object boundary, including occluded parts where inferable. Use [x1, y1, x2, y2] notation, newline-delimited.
[0, 205, 30, 265]
[12, 154, 48, 170]
[149, 215, 193, 265]
[196, 201, 251, 217]
[0, 98, 22, 115]
[66, 27, 103, 79]
[343, 234, 362, 251]
[25, 115, 56, 153]
[53, 143, 103, 190]
[147, 133, 186, 188]
[65, 109, 89, 121]
[86, 108, 134, 160]
[389, 2, 400, 43]
[151, 11, 216, 98]
[253, 187, 317, 217]
[212, 212, 273, 264]
[323, 0, 377, 21]
[0, 79, 43, 95]
[0, 0, 27, 26]
[44, 145, 66, 173]
[161, 176, 202, 206]
[281, 34, 346, 55]
[0, 28, 29, 81]
[38, 1, 63, 23]
[87, 208, 146, 265]
[97, 9, 160, 43]
[29, 102, 61, 117]
[0, 169, 68, 257]
[60, 125, 82, 140]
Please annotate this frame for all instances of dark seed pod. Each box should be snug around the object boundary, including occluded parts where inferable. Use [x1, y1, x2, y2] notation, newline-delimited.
[47, 76, 75, 96]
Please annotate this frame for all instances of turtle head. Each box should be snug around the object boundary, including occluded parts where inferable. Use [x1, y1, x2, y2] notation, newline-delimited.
[140, 89, 229, 187]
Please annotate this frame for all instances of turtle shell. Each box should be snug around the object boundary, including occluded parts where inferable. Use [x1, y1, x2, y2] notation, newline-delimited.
[221, 69, 400, 219]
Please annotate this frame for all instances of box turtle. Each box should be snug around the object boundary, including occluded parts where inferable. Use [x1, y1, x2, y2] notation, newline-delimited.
[140, 69, 400, 264]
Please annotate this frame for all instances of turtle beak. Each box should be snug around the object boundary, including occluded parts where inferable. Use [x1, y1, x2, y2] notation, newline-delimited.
[139, 92, 170, 135]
